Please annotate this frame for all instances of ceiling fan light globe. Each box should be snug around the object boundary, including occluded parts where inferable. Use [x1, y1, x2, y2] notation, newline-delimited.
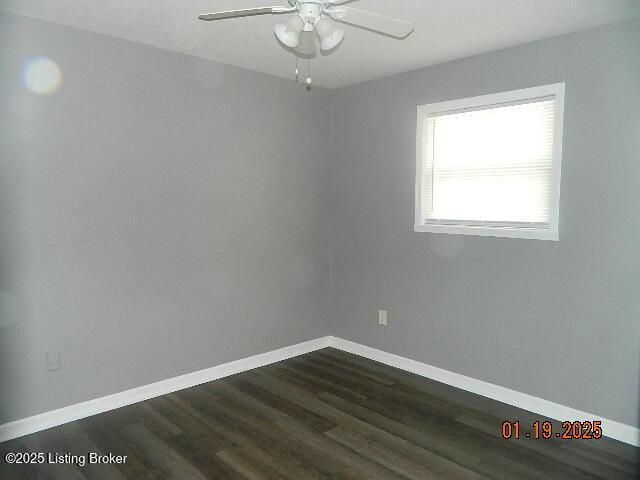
[316, 18, 344, 51]
[320, 29, 344, 51]
[275, 23, 300, 48]
[275, 15, 304, 48]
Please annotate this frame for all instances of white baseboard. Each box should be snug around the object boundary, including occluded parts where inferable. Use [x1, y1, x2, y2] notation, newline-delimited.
[0, 336, 331, 443]
[2, 335, 637, 447]
[327, 337, 640, 447]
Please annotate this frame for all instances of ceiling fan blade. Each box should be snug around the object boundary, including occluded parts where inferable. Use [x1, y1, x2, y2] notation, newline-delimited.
[199, 6, 295, 21]
[327, 7, 414, 39]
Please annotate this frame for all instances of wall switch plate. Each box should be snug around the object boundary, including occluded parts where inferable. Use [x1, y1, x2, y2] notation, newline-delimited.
[46, 352, 62, 372]
[378, 309, 388, 326]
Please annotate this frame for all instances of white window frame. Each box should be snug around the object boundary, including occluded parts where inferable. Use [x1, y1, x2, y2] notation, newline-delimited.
[414, 83, 565, 241]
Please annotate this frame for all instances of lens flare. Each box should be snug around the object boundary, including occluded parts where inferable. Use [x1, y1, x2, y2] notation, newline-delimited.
[22, 57, 63, 95]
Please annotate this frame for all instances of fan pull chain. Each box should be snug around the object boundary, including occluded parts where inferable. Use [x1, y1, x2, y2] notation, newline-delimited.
[306, 59, 312, 91]
[295, 56, 300, 83]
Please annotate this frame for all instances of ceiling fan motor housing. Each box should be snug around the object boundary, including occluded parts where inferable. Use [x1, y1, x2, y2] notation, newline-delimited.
[296, 2, 324, 31]
[199, 0, 414, 57]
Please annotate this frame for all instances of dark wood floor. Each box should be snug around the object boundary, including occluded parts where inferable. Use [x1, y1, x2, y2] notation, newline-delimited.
[1, 348, 638, 479]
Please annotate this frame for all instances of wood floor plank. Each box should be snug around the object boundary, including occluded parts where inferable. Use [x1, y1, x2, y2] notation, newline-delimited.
[80, 411, 165, 478]
[2, 348, 637, 479]
[0, 439, 41, 480]
[123, 423, 210, 480]
[133, 401, 184, 439]
[258, 366, 603, 480]
[170, 388, 331, 479]
[54, 422, 127, 480]
[317, 387, 603, 480]
[161, 432, 248, 480]
[290, 353, 632, 480]
[22, 430, 87, 480]
[247, 369, 491, 478]
[326, 426, 486, 480]
[223, 376, 337, 434]
[456, 413, 638, 479]
[305, 351, 397, 386]
[177, 385, 391, 480]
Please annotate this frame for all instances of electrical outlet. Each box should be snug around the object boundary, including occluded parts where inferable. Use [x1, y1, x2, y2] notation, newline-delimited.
[46, 352, 61, 372]
[378, 309, 388, 326]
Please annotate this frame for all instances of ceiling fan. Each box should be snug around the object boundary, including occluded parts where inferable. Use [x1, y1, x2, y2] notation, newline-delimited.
[198, 1, 415, 55]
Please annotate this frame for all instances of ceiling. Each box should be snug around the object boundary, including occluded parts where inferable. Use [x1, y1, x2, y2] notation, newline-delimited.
[2, 0, 639, 88]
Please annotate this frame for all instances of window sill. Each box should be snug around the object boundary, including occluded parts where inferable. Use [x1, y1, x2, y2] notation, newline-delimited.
[414, 223, 559, 241]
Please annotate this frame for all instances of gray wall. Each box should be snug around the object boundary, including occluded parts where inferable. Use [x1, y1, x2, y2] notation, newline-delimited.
[2, 11, 638, 431]
[0, 13, 332, 424]
[330, 19, 640, 427]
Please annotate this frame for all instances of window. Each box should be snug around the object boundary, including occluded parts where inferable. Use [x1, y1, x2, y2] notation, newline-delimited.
[415, 84, 564, 240]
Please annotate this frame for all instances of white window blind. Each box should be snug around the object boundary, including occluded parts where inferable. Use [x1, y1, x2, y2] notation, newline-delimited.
[416, 84, 564, 240]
